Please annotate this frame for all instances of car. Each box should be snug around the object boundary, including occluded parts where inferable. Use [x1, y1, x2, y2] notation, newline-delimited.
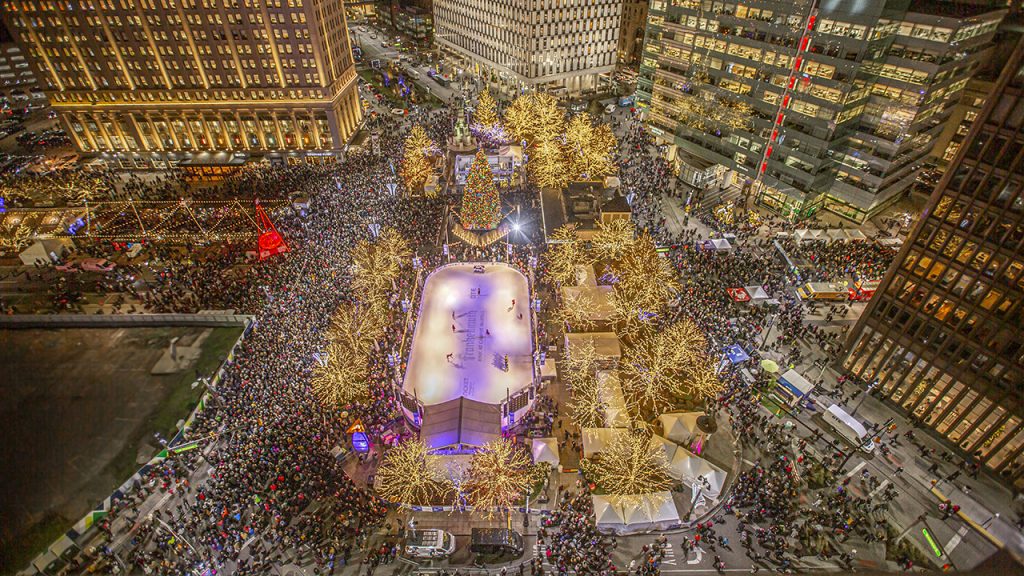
[604, 104, 616, 114]
[469, 528, 523, 556]
[404, 529, 456, 559]
[79, 258, 117, 272]
[381, 41, 389, 47]
[390, 108, 406, 116]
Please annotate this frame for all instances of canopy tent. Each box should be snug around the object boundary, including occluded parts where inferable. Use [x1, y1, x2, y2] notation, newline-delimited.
[794, 229, 826, 243]
[19, 239, 71, 265]
[565, 333, 622, 365]
[760, 359, 780, 373]
[876, 237, 903, 247]
[592, 494, 627, 533]
[649, 434, 678, 462]
[582, 427, 627, 457]
[846, 229, 868, 241]
[659, 412, 705, 446]
[540, 359, 557, 381]
[726, 287, 751, 302]
[616, 492, 681, 534]
[743, 285, 771, 302]
[596, 370, 630, 428]
[421, 398, 502, 450]
[704, 238, 733, 252]
[826, 229, 848, 242]
[531, 437, 560, 466]
[725, 344, 750, 364]
[668, 448, 728, 499]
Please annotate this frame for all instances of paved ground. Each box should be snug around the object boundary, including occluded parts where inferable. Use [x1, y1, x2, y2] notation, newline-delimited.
[0, 326, 241, 573]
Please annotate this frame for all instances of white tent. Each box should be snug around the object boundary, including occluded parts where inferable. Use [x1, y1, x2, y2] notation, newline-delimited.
[649, 434, 678, 462]
[743, 285, 770, 303]
[846, 229, 868, 241]
[659, 412, 704, 445]
[19, 239, 70, 265]
[531, 437, 560, 466]
[597, 370, 630, 428]
[582, 427, 627, 457]
[708, 238, 732, 251]
[668, 449, 728, 499]
[826, 229, 849, 243]
[592, 494, 627, 533]
[617, 491, 681, 533]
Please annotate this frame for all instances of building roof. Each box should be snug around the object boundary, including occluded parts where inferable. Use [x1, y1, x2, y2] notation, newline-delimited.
[602, 195, 632, 214]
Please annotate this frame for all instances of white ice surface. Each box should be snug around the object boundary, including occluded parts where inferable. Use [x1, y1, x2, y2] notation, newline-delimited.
[403, 263, 534, 406]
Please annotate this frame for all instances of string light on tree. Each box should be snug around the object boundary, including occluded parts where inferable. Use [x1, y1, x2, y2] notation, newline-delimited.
[460, 149, 501, 230]
[583, 428, 673, 496]
[375, 439, 454, 506]
[464, 438, 538, 517]
[400, 125, 438, 194]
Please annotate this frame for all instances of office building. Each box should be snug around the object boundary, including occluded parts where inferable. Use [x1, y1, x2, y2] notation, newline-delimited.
[0, 0, 363, 168]
[433, 0, 622, 96]
[618, 0, 649, 66]
[843, 36, 1024, 489]
[637, 0, 1007, 222]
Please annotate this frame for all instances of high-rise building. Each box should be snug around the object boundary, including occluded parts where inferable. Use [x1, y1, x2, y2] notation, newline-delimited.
[0, 0, 363, 168]
[637, 0, 1008, 223]
[618, 0, 650, 66]
[842, 36, 1024, 489]
[433, 0, 622, 96]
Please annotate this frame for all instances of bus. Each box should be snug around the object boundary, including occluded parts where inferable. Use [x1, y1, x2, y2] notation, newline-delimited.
[796, 282, 848, 301]
[848, 279, 881, 301]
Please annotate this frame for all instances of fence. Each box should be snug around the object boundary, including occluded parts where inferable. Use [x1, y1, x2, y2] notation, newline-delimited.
[0, 313, 254, 329]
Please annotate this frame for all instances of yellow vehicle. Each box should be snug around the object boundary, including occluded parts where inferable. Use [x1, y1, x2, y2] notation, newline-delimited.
[796, 282, 848, 301]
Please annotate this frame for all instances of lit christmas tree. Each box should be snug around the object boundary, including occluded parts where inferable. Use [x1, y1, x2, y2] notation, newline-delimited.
[460, 149, 501, 230]
[400, 125, 437, 194]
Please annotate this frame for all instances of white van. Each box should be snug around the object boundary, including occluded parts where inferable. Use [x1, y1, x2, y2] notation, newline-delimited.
[821, 404, 874, 453]
[404, 529, 456, 559]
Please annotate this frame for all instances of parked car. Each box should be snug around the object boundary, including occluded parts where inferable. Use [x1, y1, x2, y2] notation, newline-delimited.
[404, 529, 456, 559]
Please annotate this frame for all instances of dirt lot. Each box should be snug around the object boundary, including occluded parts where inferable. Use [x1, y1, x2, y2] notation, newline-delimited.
[0, 325, 242, 573]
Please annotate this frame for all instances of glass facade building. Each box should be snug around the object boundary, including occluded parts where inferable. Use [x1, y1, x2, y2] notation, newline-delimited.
[637, 0, 1007, 222]
[433, 0, 622, 96]
[843, 36, 1024, 489]
[0, 0, 363, 166]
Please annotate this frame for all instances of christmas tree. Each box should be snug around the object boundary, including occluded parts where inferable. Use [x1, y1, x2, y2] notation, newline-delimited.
[461, 149, 501, 230]
[400, 125, 435, 194]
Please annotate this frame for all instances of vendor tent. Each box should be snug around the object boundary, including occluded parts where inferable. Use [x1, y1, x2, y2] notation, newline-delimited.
[582, 427, 627, 457]
[846, 229, 868, 241]
[649, 434, 678, 462]
[743, 285, 770, 302]
[19, 239, 70, 265]
[668, 448, 728, 498]
[706, 238, 732, 252]
[618, 492, 681, 533]
[597, 370, 630, 428]
[826, 229, 849, 243]
[592, 494, 627, 533]
[659, 412, 704, 445]
[531, 437, 560, 466]
[795, 229, 826, 243]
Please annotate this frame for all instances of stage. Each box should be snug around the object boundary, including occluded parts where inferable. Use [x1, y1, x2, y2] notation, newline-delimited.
[402, 263, 535, 447]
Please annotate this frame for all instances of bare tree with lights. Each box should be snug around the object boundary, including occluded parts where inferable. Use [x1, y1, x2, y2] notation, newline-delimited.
[684, 360, 724, 401]
[569, 369, 612, 429]
[564, 113, 618, 182]
[543, 223, 590, 286]
[591, 218, 636, 262]
[583, 428, 673, 496]
[611, 231, 680, 335]
[311, 341, 370, 406]
[555, 289, 599, 332]
[621, 320, 707, 413]
[400, 125, 438, 195]
[375, 439, 454, 506]
[464, 438, 537, 517]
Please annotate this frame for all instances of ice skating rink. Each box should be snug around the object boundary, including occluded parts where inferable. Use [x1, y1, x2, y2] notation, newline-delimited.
[403, 263, 534, 407]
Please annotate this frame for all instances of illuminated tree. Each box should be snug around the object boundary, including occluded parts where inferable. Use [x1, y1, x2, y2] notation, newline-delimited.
[569, 369, 611, 429]
[529, 137, 569, 189]
[312, 341, 370, 406]
[0, 220, 32, 250]
[564, 113, 617, 182]
[591, 218, 635, 262]
[376, 439, 454, 505]
[350, 228, 410, 298]
[328, 302, 388, 357]
[504, 93, 564, 146]
[555, 289, 598, 332]
[543, 224, 590, 286]
[611, 232, 680, 331]
[684, 359, 724, 400]
[563, 336, 599, 387]
[583, 428, 672, 496]
[464, 439, 537, 516]
[400, 125, 436, 194]
[621, 320, 707, 413]
[460, 149, 501, 230]
[473, 90, 500, 129]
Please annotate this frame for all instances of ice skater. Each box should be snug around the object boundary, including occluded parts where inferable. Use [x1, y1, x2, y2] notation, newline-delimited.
[446, 353, 453, 362]
[503, 354, 509, 372]
[452, 324, 456, 333]
[485, 329, 490, 336]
